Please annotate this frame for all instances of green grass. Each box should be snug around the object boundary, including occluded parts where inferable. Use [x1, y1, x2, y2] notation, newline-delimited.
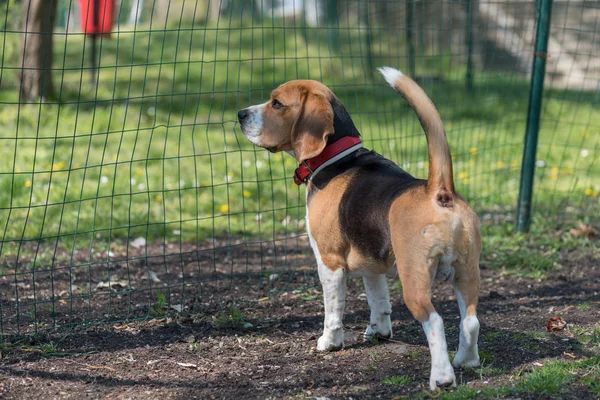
[434, 356, 600, 400]
[212, 305, 251, 329]
[481, 217, 600, 276]
[0, 17, 598, 263]
[381, 375, 411, 386]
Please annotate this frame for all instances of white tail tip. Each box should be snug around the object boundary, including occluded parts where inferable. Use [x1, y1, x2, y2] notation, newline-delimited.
[377, 66, 404, 88]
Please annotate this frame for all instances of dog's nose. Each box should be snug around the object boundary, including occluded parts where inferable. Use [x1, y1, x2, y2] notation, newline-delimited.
[238, 109, 248, 122]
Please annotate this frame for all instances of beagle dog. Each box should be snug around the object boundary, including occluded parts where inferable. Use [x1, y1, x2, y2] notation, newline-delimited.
[237, 67, 481, 390]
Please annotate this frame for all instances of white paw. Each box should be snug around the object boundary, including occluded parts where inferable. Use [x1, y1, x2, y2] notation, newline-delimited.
[364, 320, 392, 340]
[453, 347, 480, 368]
[316, 329, 344, 351]
[429, 363, 456, 391]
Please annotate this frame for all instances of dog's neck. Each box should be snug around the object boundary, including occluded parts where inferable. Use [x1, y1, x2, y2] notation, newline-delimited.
[293, 97, 363, 186]
[327, 96, 361, 144]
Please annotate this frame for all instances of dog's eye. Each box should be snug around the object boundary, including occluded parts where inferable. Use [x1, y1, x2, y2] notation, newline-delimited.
[272, 99, 284, 110]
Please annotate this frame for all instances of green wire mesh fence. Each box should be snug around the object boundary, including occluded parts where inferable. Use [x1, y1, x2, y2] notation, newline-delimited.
[0, 0, 598, 338]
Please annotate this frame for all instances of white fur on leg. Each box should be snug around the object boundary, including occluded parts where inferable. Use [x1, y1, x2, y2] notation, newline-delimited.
[422, 312, 456, 390]
[453, 290, 480, 368]
[316, 261, 346, 351]
[307, 212, 346, 351]
[362, 274, 392, 339]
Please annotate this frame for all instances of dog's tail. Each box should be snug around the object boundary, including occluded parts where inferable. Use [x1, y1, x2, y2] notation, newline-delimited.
[378, 66, 455, 208]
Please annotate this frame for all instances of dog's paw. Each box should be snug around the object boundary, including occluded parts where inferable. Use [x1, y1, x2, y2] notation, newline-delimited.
[429, 363, 456, 391]
[452, 348, 480, 368]
[317, 329, 344, 351]
[364, 322, 392, 341]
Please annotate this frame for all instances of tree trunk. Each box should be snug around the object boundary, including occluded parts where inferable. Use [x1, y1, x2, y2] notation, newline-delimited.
[19, 0, 57, 102]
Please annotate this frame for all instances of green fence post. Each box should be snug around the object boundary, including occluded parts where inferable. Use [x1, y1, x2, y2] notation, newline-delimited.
[405, 0, 416, 78]
[326, 0, 339, 49]
[515, 0, 553, 233]
[465, 0, 474, 94]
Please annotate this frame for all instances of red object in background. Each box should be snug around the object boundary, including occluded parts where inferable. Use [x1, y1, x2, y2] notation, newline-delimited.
[78, 0, 115, 36]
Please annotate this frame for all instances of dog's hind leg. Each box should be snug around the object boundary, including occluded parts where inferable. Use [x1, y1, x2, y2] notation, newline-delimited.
[363, 274, 393, 339]
[452, 259, 481, 367]
[392, 238, 456, 390]
[452, 217, 481, 368]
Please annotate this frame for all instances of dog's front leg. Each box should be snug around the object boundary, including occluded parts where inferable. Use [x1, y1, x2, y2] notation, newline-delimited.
[316, 261, 347, 351]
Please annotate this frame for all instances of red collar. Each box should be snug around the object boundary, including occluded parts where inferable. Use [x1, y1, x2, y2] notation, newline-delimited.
[293, 136, 363, 185]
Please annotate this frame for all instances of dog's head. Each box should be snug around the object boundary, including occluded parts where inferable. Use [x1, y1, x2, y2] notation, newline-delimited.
[237, 80, 336, 163]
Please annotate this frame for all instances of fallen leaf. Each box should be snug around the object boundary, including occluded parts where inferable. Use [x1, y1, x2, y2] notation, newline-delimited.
[170, 304, 184, 312]
[569, 222, 598, 238]
[564, 352, 577, 359]
[546, 316, 567, 332]
[149, 271, 161, 283]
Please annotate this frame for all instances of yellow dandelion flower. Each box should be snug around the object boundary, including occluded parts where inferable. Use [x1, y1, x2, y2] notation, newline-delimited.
[551, 167, 558, 174]
[155, 195, 162, 202]
[243, 190, 251, 198]
[219, 204, 229, 213]
[593, 191, 599, 198]
[28, 211, 34, 217]
[583, 130, 590, 139]
[284, 158, 294, 166]
[585, 188, 594, 196]
[511, 161, 519, 170]
[227, 172, 234, 179]
[469, 147, 477, 156]
[462, 178, 470, 185]
[52, 161, 65, 171]
[25, 180, 32, 188]
[136, 168, 143, 176]
[458, 172, 468, 180]
[496, 161, 503, 169]
[564, 168, 574, 174]
[201, 180, 209, 186]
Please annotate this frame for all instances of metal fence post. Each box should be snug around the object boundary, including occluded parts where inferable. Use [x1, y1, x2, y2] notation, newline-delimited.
[515, 0, 553, 233]
[326, 0, 339, 49]
[465, 0, 474, 94]
[405, 0, 416, 78]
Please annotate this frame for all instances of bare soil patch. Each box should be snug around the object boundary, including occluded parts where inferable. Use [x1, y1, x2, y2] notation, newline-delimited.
[0, 244, 599, 399]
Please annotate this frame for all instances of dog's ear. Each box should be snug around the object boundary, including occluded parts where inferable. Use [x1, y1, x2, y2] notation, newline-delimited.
[291, 92, 334, 162]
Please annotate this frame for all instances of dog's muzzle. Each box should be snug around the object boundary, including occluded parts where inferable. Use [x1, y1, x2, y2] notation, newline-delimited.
[238, 108, 249, 129]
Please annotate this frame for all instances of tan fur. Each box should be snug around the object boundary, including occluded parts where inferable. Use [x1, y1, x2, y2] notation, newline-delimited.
[307, 175, 351, 271]
[254, 81, 335, 162]
[387, 187, 480, 321]
[308, 173, 394, 276]
[244, 78, 480, 321]
[390, 75, 455, 205]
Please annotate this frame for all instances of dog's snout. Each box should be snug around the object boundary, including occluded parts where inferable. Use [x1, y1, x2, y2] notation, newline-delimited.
[238, 109, 249, 122]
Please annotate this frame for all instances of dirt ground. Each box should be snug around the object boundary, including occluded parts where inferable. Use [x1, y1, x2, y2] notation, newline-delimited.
[0, 243, 599, 399]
